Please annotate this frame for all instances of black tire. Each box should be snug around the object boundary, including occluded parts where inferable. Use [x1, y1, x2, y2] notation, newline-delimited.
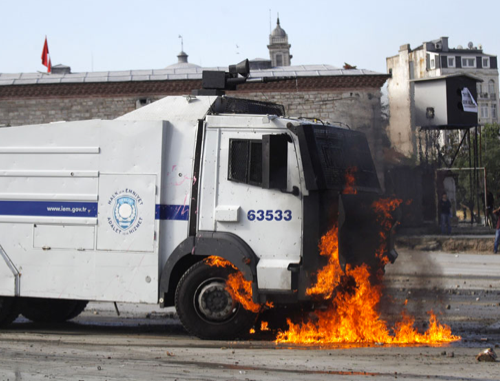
[20, 298, 86, 323]
[0, 297, 20, 327]
[65, 300, 89, 320]
[175, 261, 257, 340]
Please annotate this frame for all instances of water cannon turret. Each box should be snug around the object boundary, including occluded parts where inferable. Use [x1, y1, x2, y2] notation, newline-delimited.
[192, 59, 249, 96]
[192, 58, 295, 96]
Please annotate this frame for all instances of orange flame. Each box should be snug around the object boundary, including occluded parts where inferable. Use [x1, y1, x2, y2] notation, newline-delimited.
[276, 225, 460, 344]
[204, 256, 237, 269]
[261, 321, 270, 331]
[305, 228, 342, 298]
[372, 198, 402, 268]
[204, 256, 263, 314]
[343, 167, 358, 194]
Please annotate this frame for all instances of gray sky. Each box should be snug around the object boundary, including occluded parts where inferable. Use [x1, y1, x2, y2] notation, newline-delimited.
[1, 0, 499, 74]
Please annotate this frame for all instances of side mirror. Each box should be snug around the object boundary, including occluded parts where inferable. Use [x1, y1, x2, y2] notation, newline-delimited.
[262, 134, 289, 190]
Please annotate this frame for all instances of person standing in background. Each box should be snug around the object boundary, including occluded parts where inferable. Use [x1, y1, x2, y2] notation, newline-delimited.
[493, 206, 500, 254]
[439, 193, 452, 235]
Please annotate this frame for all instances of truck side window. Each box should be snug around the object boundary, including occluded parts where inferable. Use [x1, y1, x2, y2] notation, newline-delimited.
[228, 139, 262, 186]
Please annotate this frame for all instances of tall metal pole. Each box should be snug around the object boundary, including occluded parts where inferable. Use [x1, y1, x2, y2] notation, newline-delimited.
[475, 125, 481, 225]
[467, 129, 473, 225]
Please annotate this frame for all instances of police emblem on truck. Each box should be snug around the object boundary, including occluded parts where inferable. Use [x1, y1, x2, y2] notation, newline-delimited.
[107, 189, 144, 235]
[114, 196, 137, 229]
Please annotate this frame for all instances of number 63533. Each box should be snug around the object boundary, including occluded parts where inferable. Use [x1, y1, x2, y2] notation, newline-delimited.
[247, 209, 292, 221]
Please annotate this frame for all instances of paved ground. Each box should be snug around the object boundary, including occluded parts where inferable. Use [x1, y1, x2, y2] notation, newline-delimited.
[1, 249, 500, 380]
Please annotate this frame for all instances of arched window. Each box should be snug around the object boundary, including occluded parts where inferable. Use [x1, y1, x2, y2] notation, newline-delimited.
[488, 80, 495, 95]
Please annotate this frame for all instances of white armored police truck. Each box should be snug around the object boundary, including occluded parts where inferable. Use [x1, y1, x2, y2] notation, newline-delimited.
[0, 61, 396, 339]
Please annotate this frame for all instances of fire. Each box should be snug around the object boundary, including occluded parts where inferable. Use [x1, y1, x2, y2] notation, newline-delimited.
[261, 321, 270, 331]
[276, 225, 460, 344]
[343, 166, 358, 194]
[372, 198, 402, 231]
[372, 198, 403, 267]
[305, 228, 342, 298]
[204, 256, 263, 313]
[205, 255, 237, 269]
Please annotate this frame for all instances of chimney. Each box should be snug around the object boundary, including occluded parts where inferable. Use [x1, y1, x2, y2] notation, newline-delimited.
[441, 37, 449, 52]
[51, 64, 71, 75]
[399, 44, 411, 52]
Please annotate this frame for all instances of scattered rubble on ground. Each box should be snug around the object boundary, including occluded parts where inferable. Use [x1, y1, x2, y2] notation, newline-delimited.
[476, 348, 497, 362]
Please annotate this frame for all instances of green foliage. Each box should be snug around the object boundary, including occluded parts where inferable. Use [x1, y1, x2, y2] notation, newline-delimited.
[482, 123, 500, 202]
[451, 124, 500, 209]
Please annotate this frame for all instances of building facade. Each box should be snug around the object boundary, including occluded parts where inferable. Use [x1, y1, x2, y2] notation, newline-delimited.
[386, 37, 499, 157]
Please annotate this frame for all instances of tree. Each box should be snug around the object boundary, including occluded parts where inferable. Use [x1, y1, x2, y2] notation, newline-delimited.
[450, 124, 500, 220]
[481, 123, 500, 204]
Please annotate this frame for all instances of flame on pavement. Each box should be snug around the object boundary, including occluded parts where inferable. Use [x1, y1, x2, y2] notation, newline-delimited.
[275, 221, 460, 344]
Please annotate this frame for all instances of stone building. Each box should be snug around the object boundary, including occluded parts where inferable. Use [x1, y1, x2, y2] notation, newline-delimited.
[386, 37, 499, 158]
[0, 19, 389, 181]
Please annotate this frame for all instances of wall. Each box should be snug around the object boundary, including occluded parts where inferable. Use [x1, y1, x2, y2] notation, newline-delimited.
[0, 97, 149, 126]
[386, 45, 415, 158]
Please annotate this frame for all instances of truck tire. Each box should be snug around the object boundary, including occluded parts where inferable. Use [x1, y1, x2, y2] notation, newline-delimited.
[65, 300, 89, 320]
[0, 297, 20, 327]
[175, 261, 257, 340]
[20, 298, 87, 323]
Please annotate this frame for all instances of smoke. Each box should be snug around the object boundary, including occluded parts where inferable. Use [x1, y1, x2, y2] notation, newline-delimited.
[382, 248, 446, 329]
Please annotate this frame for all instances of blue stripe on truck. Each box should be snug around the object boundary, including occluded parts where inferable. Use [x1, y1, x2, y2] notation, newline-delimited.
[155, 204, 189, 221]
[0, 201, 98, 217]
[0, 201, 189, 221]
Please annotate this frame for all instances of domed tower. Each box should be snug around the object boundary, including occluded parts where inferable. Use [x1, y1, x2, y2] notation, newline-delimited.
[267, 17, 292, 67]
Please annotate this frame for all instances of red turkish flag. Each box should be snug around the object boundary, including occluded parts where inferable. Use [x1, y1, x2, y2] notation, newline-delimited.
[41, 37, 49, 68]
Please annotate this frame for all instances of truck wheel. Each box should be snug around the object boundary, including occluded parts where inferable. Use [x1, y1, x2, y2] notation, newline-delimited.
[175, 261, 257, 340]
[0, 297, 20, 327]
[20, 298, 87, 323]
[65, 300, 89, 320]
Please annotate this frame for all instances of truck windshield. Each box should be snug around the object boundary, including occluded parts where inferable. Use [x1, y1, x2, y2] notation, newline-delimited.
[291, 124, 380, 193]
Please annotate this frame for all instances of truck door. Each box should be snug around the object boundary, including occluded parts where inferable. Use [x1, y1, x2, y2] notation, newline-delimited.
[199, 125, 303, 291]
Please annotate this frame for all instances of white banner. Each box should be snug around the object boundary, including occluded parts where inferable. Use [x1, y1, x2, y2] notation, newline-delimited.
[461, 87, 478, 113]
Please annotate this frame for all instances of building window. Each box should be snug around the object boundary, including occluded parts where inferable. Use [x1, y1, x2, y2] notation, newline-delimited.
[488, 80, 495, 94]
[483, 57, 490, 68]
[481, 104, 489, 119]
[448, 57, 455, 67]
[228, 139, 262, 186]
[275, 54, 283, 67]
[430, 58, 435, 69]
[478, 83, 483, 95]
[462, 58, 476, 68]
[492, 104, 497, 119]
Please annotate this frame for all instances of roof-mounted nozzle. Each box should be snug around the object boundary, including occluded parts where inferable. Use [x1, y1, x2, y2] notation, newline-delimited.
[192, 59, 249, 96]
[229, 59, 250, 78]
[192, 58, 295, 96]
